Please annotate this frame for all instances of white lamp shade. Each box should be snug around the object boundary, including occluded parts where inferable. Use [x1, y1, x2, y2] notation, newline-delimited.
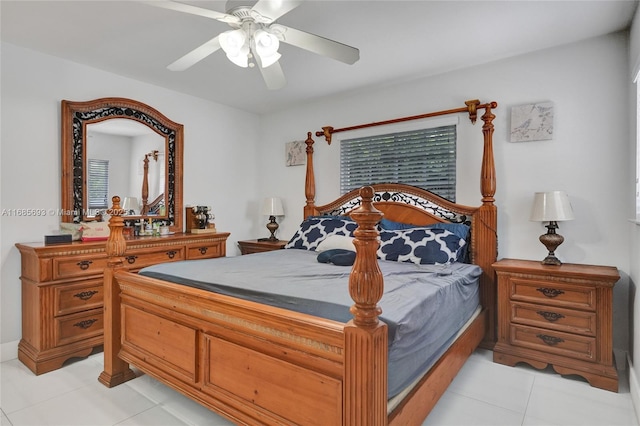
[254, 29, 281, 68]
[529, 191, 575, 222]
[220, 29, 249, 67]
[122, 197, 140, 215]
[262, 197, 284, 216]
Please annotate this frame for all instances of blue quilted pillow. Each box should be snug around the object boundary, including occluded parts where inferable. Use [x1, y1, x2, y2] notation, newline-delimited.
[285, 216, 358, 251]
[377, 227, 466, 265]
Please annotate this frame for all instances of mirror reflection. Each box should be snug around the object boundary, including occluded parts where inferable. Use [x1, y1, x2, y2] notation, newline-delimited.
[87, 119, 166, 216]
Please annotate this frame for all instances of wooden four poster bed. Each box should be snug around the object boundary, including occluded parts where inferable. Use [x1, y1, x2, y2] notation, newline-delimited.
[99, 100, 498, 425]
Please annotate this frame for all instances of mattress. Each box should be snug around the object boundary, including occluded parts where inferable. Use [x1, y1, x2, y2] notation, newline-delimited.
[139, 248, 481, 398]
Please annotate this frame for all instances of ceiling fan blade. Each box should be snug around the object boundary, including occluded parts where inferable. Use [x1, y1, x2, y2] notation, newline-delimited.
[274, 25, 359, 65]
[257, 59, 286, 90]
[167, 36, 221, 71]
[251, 0, 303, 22]
[140, 1, 240, 24]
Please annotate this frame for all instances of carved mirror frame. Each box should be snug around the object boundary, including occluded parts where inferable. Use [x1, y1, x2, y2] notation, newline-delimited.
[61, 97, 183, 233]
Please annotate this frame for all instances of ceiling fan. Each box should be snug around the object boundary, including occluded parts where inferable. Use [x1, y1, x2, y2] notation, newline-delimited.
[142, 0, 360, 90]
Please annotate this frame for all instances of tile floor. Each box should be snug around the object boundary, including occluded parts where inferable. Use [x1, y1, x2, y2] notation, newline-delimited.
[0, 349, 637, 426]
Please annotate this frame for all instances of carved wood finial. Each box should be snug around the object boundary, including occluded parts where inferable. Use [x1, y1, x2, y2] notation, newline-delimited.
[348, 186, 384, 327]
[105, 196, 126, 262]
[315, 126, 334, 144]
[480, 103, 497, 204]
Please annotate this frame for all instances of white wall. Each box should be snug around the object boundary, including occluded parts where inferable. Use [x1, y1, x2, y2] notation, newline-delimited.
[628, 4, 640, 421]
[0, 43, 262, 347]
[258, 32, 632, 357]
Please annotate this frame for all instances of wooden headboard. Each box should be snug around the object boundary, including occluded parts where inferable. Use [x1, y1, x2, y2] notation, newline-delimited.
[301, 100, 498, 347]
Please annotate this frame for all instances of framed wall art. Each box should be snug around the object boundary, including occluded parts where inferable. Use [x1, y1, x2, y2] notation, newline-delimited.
[285, 140, 306, 166]
[510, 102, 554, 142]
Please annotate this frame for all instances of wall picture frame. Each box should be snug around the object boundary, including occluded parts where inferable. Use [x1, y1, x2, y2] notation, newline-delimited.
[285, 140, 306, 166]
[510, 102, 554, 142]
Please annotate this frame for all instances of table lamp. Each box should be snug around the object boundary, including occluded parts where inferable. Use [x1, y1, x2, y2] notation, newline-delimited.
[529, 191, 575, 265]
[122, 197, 140, 216]
[259, 197, 284, 241]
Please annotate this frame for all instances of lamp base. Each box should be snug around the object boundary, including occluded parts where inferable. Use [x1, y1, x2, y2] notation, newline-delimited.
[539, 221, 564, 265]
[261, 215, 279, 242]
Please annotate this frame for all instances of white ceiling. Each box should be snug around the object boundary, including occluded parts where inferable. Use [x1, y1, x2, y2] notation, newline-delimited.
[2, 1, 637, 115]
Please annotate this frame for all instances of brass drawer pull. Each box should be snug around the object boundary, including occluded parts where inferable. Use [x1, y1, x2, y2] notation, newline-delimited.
[73, 319, 97, 329]
[166, 250, 178, 259]
[125, 255, 138, 264]
[198, 247, 208, 255]
[76, 260, 93, 270]
[536, 288, 564, 298]
[537, 334, 564, 346]
[537, 311, 565, 322]
[73, 290, 98, 301]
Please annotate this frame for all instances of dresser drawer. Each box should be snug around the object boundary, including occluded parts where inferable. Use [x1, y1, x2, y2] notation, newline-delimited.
[186, 243, 223, 260]
[511, 302, 596, 336]
[510, 324, 596, 362]
[55, 279, 103, 316]
[509, 278, 595, 311]
[53, 254, 109, 280]
[55, 308, 103, 347]
[123, 246, 185, 269]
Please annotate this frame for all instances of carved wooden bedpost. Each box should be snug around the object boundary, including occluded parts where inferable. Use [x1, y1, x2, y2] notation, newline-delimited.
[476, 102, 499, 348]
[304, 132, 317, 219]
[344, 187, 388, 425]
[98, 196, 136, 387]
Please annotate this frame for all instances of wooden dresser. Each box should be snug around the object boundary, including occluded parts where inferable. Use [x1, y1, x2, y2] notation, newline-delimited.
[16, 232, 230, 375]
[493, 258, 620, 391]
[237, 239, 288, 255]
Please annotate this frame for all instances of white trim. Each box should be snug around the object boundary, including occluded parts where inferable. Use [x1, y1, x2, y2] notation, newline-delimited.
[0, 340, 19, 362]
[628, 354, 640, 425]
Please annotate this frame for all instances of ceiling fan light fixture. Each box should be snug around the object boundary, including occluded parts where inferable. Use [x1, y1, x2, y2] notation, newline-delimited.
[220, 29, 250, 67]
[254, 29, 281, 68]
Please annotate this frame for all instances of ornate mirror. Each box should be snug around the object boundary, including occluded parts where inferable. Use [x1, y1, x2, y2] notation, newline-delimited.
[61, 98, 183, 233]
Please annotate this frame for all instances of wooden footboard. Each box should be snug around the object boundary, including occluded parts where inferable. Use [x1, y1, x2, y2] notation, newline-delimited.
[116, 271, 346, 425]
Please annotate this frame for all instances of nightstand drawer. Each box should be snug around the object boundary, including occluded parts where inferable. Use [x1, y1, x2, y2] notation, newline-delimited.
[55, 279, 103, 316]
[511, 302, 596, 336]
[510, 278, 596, 311]
[510, 324, 596, 362]
[55, 308, 103, 347]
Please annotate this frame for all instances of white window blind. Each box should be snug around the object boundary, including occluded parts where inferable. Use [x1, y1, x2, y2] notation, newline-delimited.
[340, 124, 457, 201]
[88, 158, 109, 210]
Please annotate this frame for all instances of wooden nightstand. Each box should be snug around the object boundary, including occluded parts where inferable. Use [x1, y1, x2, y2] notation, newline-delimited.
[238, 239, 288, 255]
[493, 258, 620, 392]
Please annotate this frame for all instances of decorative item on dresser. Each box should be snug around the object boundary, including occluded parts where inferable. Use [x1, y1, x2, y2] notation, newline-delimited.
[238, 238, 288, 255]
[529, 191, 575, 265]
[259, 197, 285, 241]
[493, 258, 620, 392]
[15, 231, 230, 375]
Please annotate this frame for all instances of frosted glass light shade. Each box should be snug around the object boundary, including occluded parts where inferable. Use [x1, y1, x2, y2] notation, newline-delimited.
[261, 197, 284, 216]
[220, 29, 249, 67]
[529, 191, 574, 222]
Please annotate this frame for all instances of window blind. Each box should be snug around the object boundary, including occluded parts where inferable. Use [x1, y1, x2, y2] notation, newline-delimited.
[340, 124, 457, 201]
[88, 158, 109, 210]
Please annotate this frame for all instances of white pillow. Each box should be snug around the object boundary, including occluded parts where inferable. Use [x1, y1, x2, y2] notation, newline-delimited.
[316, 234, 356, 252]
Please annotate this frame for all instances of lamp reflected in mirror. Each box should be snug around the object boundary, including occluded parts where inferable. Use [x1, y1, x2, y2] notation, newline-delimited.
[259, 197, 284, 242]
[530, 191, 574, 265]
[122, 197, 140, 216]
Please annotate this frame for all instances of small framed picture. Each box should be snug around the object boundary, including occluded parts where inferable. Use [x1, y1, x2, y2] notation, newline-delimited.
[510, 102, 554, 142]
[285, 140, 306, 166]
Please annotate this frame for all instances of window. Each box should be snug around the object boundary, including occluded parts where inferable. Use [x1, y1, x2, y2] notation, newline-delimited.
[340, 124, 457, 201]
[88, 159, 109, 210]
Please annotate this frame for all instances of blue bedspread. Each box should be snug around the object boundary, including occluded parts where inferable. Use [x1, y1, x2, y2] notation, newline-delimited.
[139, 249, 481, 398]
